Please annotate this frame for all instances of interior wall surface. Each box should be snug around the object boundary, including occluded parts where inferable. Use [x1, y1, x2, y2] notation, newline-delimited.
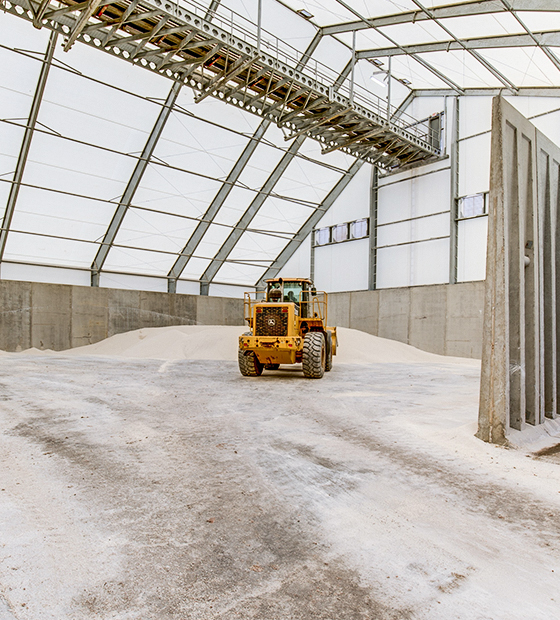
[326, 281, 484, 359]
[478, 97, 560, 444]
[0, 279, 244, 352]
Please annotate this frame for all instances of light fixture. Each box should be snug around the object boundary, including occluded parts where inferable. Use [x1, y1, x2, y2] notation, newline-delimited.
[370, 71, 387, 88]
[372, 59, 384, 67]
[400, 78, 412, 86]
[297, 8, 314, 19]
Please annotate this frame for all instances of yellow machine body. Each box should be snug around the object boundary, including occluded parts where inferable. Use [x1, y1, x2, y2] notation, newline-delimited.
[239, 278, 337, 368]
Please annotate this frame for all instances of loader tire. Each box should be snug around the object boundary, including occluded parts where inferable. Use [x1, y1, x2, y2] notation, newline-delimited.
[238, 349, 264, 376]
[302, 332, 325, 379]
[264, 364, 280, 370]
[238, 332, 263, 376]
[325, 331, 333, 372]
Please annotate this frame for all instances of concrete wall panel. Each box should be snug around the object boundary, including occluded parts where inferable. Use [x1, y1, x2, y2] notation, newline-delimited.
[378, 288, 411, 344]
[31, 283, 72, 350]
[446, 281, 485, 359]
[409, 285, 447, 355]
[0, 280, 244, 352]
[71, 286, 108, 348]
[327, 292, 351, 328]
[349, 290, 379, 335]
[0, 280, 31, 351]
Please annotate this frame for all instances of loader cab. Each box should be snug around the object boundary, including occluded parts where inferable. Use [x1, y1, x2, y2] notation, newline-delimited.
[265, 278, 314, 318]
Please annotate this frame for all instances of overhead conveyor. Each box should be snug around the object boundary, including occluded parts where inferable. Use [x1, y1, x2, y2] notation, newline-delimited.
[1, 0, 444, 171]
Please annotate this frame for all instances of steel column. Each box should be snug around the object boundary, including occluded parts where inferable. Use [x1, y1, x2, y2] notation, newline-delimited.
[0, 30, 57, 267]
[449, 96, 460, 284]
[90, 79, 182, 286]
[368, 165, 378, 290]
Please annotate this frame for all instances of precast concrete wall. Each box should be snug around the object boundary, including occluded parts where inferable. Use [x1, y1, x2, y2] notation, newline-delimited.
[327, 281, 484, 359]
[0, 280, 244, 352]
[478, 97, 560, 444]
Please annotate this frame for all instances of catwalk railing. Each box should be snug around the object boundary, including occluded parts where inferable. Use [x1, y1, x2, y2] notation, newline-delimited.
[1, 0, 444, 171]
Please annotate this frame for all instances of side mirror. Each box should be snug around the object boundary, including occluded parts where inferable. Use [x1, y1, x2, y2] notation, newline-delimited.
[311, 287, 317, 296]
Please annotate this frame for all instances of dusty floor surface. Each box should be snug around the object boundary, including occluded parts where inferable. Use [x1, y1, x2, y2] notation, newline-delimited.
[1, 339, 560, 618]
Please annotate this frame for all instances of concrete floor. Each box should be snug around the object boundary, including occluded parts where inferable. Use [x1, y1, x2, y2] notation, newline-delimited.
[1, 355, 559, 619]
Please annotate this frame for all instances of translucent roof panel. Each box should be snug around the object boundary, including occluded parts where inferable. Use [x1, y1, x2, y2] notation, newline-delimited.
[39, 66, 165, 156]
[279, 0, 357, 26]
[416, 51, 505, 89]
[112, 209, 200, 254]
[133, 164, 222, 219]
[235, 141, 287, 191]
[9, 185, 114, 243]
[210, 186, 260, 227]
[22, 131, 136, 202]
[194, 222, 234, 262]
[0, 47, 44, 122]
[102, 246, 176, 276]
[153, 112, 254, 182]
[249, 196, 312, 233]
[438, 13, 524, 40]
[478, 48, 560, 88]
[4, 232, 96, 268]
[377, 20, 452, 47]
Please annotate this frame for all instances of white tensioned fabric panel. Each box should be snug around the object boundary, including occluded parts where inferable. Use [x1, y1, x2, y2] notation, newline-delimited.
[210, 186, 261, 227]
[132, 164, 223, 219]
[0, 17, 49, 224]
[522, 12, 560, 32]
[376, 20, 450, 47]
[416, 51, 503, 89]
[314, 163, 370, 228]
[311, 36, 351, 77]
[235, 141, 286, 194]
[99, 245, 178, 276]
[187, 223, 233, 266]
[249, 196, 315, 234]
[314, 238, 369, 292]
[386, 56, 450, 89]
[478, 48, 560, 88]
[438, 12, 523, 40]
[279, 0, 356, 26]
[271, 156, 343, 207]
[458, 216, 488, 283]
[152, 109, 254, 184]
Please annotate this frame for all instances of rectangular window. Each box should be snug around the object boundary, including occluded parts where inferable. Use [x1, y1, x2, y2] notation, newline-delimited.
[332, 223, 349, 243]
[350, 218, 368, 239]
[459, 193, 486, 218]
[315, 227, 330, 246]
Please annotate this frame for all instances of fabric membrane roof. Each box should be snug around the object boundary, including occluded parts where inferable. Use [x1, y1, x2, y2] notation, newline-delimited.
[0, 0, 559, 292]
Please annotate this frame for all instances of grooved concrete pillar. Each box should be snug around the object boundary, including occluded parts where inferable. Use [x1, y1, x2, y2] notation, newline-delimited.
[478, 97, 560, 443]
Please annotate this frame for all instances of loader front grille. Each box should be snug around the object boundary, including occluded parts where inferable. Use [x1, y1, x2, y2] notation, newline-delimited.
[255, 306, 288, 337]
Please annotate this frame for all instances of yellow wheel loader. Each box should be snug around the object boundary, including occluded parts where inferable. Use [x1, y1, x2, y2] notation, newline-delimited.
[238, 278, 337, 379]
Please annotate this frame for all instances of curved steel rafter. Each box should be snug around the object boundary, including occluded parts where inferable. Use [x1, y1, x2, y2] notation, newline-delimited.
[0, 30, 58, 266]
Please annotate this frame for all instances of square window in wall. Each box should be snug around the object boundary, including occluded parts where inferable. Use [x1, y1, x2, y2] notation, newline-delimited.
[350, 218, 368, 239]
[459, 193, 486, 218]
[315, 227, 330, 246]
[332, 223, 349, 243]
